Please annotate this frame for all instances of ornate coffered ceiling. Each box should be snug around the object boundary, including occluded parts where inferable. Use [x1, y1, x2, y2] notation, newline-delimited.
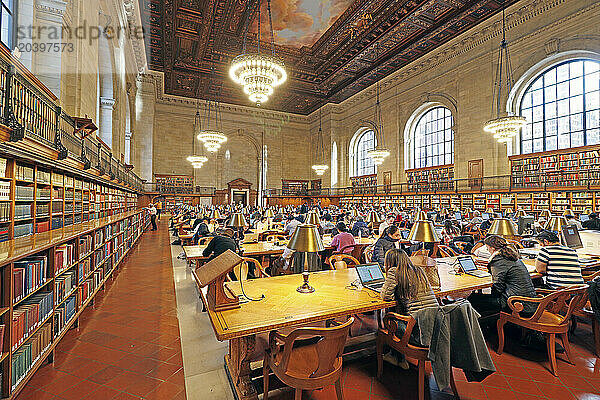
[139, 0, 520, 115]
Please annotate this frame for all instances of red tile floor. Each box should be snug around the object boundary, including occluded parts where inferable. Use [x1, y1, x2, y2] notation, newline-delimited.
[13, 217, 600, 400]
[14, 219, 186, 400]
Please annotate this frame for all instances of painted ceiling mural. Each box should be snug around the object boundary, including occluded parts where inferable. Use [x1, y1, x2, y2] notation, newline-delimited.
[138, 0, 522, 115]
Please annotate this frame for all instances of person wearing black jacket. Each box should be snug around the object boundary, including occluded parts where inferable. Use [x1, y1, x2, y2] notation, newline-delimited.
[193, 218, 210, 244]
[202, 229, 237, 261]
[467, 235, 537, 318]
[373, 225, 402, 266]
[583, 213, 600, 230]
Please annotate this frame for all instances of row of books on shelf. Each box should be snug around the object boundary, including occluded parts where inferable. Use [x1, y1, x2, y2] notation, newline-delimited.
[13, 257, 48, 302]
[14, 223, 34, 238]
[12, 291, 54, 351]
[0, 181, 9, 200]
[15, 164, 34, 182]
[78, 269, 104, 306]
[12, 323, 52, 390]
[54, 295, 77, 338]
[55, 244, 75, 275]
[0, 201, 10, 222]
[15, 204, 32, 220]
[54, 271, 76, 306]
[15, 186, 34, 201]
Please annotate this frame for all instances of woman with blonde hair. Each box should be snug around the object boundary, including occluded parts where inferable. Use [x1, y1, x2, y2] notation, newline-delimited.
[380, 248, 438, 368]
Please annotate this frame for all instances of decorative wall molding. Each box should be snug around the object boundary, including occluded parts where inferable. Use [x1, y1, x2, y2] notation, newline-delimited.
[100, 97, 116, 109]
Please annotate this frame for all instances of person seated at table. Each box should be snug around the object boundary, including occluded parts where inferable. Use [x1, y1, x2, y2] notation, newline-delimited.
[373, 225, 403, 266]
[320, 214, 335, 233]
[380, 248, 438, 369]
[330, 222, 355, 254]
[467, 210, 483, 227]
[192, 217, 211, 244]
[284, 215, 302, 237]
[480, 215, 494, 231]
[472, 239, 492, 259]
[467, 235, 537, 318]
[565, 214, 583, 230]
[202, 228, 237, 261]
[441, 219, 460, 245]
[253, 216, 269, 233]
[379, 214, 396, 236]
[352, 216, 370, 237]
[534, 230, 583, 289]
[583, 212, 600, 230]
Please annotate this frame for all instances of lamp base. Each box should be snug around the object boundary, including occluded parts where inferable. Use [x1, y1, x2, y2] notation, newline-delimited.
[296, 272, 315, 293]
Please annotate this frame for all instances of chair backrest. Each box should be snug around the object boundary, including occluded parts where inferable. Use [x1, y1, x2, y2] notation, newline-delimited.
[583, 270, 600, 282]
[437, 244, 458, 258]
[363, 245, 374, 263]
[520, 285, 588, 325]
[198, 236, 213, 246]
[339, 244, 358, 254]
[471, 242, 484, 254]
[266, 234, 287, 242]
[328, 254, 360, 270]
[506, 239, 524, 249]
[229, 257, 270, 281]
[278, 317, 354, 378]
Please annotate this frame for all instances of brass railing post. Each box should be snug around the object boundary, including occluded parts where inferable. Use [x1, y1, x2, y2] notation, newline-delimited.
[5, 65, 24, 141]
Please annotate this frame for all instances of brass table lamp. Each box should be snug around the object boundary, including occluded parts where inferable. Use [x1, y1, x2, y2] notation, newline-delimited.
[210, 209, 222, 220]
[408, 220, 441, 243]
[367, 210, 381, 224]
[264, 208, 275, 229]
[306, 211, 321, 226]
[562, 209, 575, 218]
[540, 209, 552, 220]
[415, 210, 428, 221]
[287, 224, 324, 293]
[488, 218, 517, 237]
[545, 216, 567, 232]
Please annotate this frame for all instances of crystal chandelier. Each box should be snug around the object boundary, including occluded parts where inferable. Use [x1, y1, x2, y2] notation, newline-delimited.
[229, 0, 286, 106]
[363, 43, 390, 165]
[187, 95, 209, 169]
[312, 108, 328, 176]
[483, 1, 526, 143]
[197, 95, 227, 153]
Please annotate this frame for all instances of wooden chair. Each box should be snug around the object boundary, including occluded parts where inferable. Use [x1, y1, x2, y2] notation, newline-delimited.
[363, 245, 374, 263]
[506, 239, 524, 249]
[328, 254, 360, 270]
[266, 233, 287, 242]
[571, 270, 600, 356]
[227, 257, 270, 281]
[377, 312, 459, 400]
[497, 285, 588, 376]
[197, 236, 213, 246]
[464, 225, 482, 241]
[263, 317, 354, 400]
[436, 244, 459, 258]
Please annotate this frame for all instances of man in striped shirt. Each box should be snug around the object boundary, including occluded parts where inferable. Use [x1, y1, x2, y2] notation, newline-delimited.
[535, 230, 584, 289]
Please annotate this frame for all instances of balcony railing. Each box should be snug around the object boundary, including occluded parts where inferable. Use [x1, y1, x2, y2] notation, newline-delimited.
[0, 47, 144, 192]
[142, 182, 216, 195]
[265, 171, 600, 197]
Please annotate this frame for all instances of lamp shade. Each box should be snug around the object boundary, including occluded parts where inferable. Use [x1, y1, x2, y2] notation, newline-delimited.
[415, 210, 428, 221]
[228, 213, 248, 228]
[367, 210, 381, 224]
[583, 208, 593, 215]
[210, 209, 222, 220]
[287, 224, 325, 252]
[562, 209, 575, 218]
[350, 209, 360, 218]
[408, 220, 441, 243]
[486, 208, 495, 214]
[540, 209, 552, 220]
[545, 216, 568, 232]
[264, 209, 275, 218]
[305, 211, 321, 226]
[488, 218, 517, 237]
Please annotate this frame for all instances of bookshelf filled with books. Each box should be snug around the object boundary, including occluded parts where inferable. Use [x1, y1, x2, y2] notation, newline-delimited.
[406, 165, 454, 192]
[0, 210, 149, 398]
[0, 157, 140, 242]
[338, 190, 600, 217]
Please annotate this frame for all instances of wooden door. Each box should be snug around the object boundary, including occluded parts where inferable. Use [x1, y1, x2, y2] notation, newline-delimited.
[383, 171, 392, 193]
[468, 159, 483, 189]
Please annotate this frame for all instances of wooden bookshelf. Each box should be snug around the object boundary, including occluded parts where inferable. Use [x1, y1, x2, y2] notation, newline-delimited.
[406, 164, 454, 191]
[0, 155, 138, 242]
[0, 210, 149, 399]
[510, 145, 600, 188]
[155, 174, 193, 194]
[350, 174, 377, 194]
[281, 180, 308, 195]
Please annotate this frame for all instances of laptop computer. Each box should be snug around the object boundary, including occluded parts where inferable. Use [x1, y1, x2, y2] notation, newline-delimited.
[355, 263, 386, 292]
[456, 255, 491, 278]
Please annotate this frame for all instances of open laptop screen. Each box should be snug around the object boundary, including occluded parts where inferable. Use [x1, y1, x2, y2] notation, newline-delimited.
[457, 256, 478, 272]
[356, 264, 384, 284]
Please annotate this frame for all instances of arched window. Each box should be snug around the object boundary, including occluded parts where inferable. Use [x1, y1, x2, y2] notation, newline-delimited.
[353, 130, 376, 176]
[519, 59, 600, 154]
[331, 141, 338, 187]
[411, 106, 454, 169]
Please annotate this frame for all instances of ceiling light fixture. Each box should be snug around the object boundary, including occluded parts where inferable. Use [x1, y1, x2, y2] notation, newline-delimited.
[363, 43, 390, 165]
[229, 0, 286, 106]
[188, 88, 209, 169]
[312, 108, 329, 176]
[197, 68, 227, 153]
[483, 0, 526, 143]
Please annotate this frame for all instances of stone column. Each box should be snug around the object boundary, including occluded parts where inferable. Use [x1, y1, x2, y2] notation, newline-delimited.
[134, 74, 155, 182]
[33, 0, 68, 97]
[124, 131, 132, 164]
[98, 96, 115, 148]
